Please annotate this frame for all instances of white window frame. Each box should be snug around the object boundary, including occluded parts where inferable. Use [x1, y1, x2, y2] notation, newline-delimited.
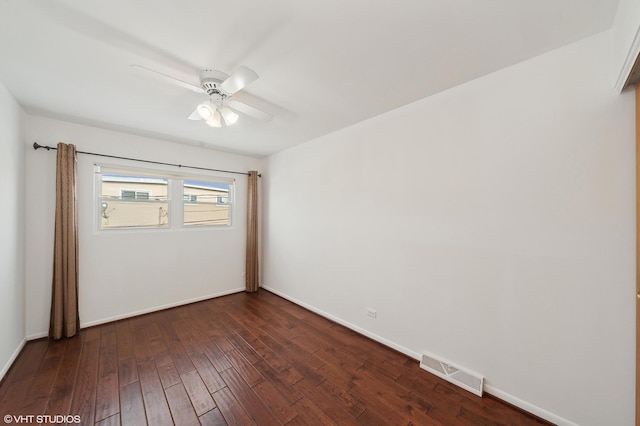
[95, 164, 235, 232]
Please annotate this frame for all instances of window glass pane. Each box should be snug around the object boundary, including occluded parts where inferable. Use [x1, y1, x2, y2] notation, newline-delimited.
[183, 180, 231, 227]
[100, 174, 169, 229]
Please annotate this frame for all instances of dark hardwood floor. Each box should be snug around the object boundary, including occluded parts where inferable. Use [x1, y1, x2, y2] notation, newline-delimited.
[0, 290, 550, 425]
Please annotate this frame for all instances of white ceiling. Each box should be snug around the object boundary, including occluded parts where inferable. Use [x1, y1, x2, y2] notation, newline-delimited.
[0, 0, 620, 157]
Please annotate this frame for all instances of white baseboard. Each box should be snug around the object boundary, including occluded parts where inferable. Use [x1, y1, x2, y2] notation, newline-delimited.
[261, 285, 576, 426]
[26, 331, 48, 340]
[0, 338, 26, 382]
[484, 383, 578, 426]
[27, 287, 245, 338]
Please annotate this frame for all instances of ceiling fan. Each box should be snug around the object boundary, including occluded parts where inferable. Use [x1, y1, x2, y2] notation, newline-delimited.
[131, 64, 272, 127]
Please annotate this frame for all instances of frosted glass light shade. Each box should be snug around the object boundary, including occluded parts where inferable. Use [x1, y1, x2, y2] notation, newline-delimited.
[197, 103, 214, 120]
[220, 107, 239, 125]
[205, 109, 222, 127]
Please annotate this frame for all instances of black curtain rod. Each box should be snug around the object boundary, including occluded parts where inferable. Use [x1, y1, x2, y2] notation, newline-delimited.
[33, 142, 260, 177]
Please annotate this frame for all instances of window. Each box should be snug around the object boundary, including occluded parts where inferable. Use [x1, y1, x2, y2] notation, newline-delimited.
[99, 174, 169, 229]
[121, 190, 150, 200]
[183, 180, 231, 227]
[96, 166, 233, 230]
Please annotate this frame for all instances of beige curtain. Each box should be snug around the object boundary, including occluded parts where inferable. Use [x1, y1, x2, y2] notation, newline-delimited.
[49, 143, 80, 339]
[246, 171, 259, 292]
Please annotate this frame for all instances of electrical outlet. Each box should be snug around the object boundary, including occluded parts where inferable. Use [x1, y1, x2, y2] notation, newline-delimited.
[367, 308, 377, 318]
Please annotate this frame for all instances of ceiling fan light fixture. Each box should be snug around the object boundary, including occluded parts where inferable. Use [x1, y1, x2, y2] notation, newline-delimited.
[197, 103, 214, 120]
[194, 99, 241, 128]
[220, 107, 239, 126]
[205, 109, 222, 128]
[132, 64, 271, 126]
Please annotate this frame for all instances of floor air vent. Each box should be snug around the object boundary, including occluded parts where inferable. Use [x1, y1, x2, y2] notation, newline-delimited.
[420, 353, 484, 397]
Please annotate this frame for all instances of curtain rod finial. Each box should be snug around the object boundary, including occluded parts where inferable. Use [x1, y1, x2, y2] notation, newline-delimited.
[33, 142, 41, 150]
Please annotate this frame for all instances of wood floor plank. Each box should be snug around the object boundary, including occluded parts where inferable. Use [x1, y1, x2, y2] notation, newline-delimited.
[251, 379, 298, 423]
[0, 290, 552, 426]
[294, 377, 360, 425]
[9, 339, 49, 382]
[292, 335, 322, 354]
[172, 318, 203, 357]
[223, 350, 264, 387]
[132, 320, 152, 365]
[144, 313, 165, 340]
[317, 378, 366, 418]
[95, 327, 119, 422]
[137, 360, 173, 426]
[227, 305, 270, 330]
[180, 370, 216, 416]
[164, 383, 200, 426]
[259, 324, 296, 349]
[0, 345, 30, 404]
[20, 339, 66, 415]
[226, 334, 263, 365]
[168, 344, 196, 375]
[117, 357, 138, 387]
[200, 339, 233, 373]
[115, 320, 134, 360]
[190, 352, 227, 394]
[43, 333, 84, 417]
[253, 360, 304, 404]
[283, 343, 326, 386]
[211, 387, 253, 426]
[0, 377, 35, 416]
[198, 407, 228, 425]
[240, 325, 290, 359]
[316, 345, 363, 374]
[219, 368, 280, 425]
[119, 381, 147, 426]
[395, 371, 484, 423]
[433, 384, 548, 426]
[156, 359, 181, 390]
[233, 327, 302, 383]
[69, 327, 102, 425]
[350, 365, 437, 425]
[348, 380, 439, 426]
[156, 314, 196, 376]
[289, 396, 337, 425]
[212, 335, 236, 354]
[356, 408, 393, 425]
[95, 413, 121, 426]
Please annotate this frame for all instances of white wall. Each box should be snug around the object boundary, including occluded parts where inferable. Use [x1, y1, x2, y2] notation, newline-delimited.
[262, 31, 635, 426]
[25, 117, 262, 337]
[613, 0, 640, 90]
[0, 80, 26, 379]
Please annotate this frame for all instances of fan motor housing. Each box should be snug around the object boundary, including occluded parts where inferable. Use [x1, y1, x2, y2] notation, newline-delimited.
[199, 69, 229, 97]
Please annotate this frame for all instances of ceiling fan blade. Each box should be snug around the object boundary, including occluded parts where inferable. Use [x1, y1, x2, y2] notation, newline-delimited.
[131, 64, 204, 93]
[220, 66, 259, 95]
[228, 99, 273, 121]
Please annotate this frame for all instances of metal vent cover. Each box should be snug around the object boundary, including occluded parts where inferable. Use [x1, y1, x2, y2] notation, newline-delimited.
[420, 353, 484, 397]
